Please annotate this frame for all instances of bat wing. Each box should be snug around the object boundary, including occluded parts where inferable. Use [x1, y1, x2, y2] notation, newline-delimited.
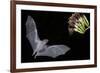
[36, 45, 70, 58]
[25, 16, 42, 55]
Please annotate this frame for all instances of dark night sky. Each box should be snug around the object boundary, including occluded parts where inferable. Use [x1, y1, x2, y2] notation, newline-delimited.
[21, 10, 90, 63]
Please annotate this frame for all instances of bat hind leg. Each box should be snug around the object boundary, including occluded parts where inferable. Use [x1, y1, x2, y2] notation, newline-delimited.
[32, 52, 37, 56]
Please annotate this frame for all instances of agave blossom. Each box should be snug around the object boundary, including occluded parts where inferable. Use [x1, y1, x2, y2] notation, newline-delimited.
[68, 13, 89, 35]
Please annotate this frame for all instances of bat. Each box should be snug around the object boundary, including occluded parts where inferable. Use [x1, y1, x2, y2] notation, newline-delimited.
[25, 16, 70, 58]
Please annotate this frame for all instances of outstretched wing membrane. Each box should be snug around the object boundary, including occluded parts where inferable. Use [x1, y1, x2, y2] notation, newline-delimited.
[25, 16, 43, 56]
[36, 45, 70, 58]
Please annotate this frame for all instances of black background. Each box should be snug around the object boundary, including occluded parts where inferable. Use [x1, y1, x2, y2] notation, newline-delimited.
[21, 10, 90, 63]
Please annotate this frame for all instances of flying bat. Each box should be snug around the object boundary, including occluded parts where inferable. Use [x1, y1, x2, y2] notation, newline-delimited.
[25, 16, 70, 58]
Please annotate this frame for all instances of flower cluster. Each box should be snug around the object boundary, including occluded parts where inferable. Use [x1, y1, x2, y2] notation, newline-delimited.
[68, 13, 89, 34]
